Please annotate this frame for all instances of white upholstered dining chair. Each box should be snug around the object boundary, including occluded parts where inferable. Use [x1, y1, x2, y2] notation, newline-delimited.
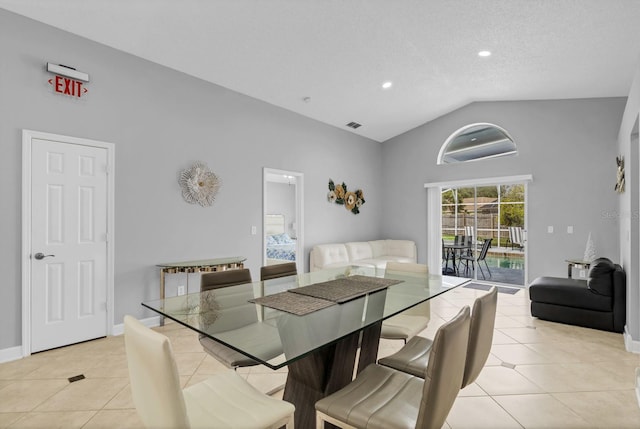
[380, 262, 431, 343]
[123, 315, 295, 429]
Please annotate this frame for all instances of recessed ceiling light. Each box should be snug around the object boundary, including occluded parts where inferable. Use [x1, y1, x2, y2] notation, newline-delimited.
[478, 50, 491, 57]
[382, 81, 393, 89]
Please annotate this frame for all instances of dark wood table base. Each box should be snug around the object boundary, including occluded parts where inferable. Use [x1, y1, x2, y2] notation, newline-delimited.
[282, 322, 382, 428]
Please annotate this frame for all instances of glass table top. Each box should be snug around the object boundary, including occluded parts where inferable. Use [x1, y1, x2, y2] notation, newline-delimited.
[142, 265, 470, 369]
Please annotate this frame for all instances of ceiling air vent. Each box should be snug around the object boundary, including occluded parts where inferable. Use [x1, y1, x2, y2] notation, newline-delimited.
[346, 122, 362, 129]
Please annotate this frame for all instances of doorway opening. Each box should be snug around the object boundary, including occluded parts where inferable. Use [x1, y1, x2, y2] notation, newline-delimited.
[263, 168, 304, 274]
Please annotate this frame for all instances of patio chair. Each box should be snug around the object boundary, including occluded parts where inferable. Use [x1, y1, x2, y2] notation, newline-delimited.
[464, 226, 477, 246]
[452, 234, 473, 273]
[508, 226, 525, 250]
[442, 239, 454, 275]
[460, 238, 492, 279]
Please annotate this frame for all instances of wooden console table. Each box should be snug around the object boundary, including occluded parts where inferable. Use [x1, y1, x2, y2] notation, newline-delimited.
[156, 256, 246, 324]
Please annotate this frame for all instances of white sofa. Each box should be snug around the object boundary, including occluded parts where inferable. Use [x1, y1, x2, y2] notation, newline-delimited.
[309, 240, 417, 271]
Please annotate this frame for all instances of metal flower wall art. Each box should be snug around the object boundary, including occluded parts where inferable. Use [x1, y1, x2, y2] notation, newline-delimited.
[327, 179, 365, 214]
[179, 161, 221, 207]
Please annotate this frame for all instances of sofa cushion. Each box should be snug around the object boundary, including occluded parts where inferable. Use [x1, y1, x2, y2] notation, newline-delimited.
[353, 258, 388, 269]
[383, 240, 417, 259]
[313, 244, 349, 269]
[345, 242, 374, 261]
[368, 240, 387, 258]
[376, 256, 416, 265]
[587, 257, 616, 296]
[529, 276, 612, 312]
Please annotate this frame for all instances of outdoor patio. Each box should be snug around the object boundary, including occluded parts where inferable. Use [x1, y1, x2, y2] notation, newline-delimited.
[444, 246, 525, 286]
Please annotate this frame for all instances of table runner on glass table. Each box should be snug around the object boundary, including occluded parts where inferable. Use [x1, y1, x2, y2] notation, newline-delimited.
[249, 292, 335, 316]
[288, 275, 402, 303]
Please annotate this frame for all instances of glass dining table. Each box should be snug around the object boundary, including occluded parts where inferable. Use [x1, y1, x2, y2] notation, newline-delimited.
[142, 265, 470, 428]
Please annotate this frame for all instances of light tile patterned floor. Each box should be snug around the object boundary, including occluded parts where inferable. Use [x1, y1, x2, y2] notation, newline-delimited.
[1, 285, 639, 428]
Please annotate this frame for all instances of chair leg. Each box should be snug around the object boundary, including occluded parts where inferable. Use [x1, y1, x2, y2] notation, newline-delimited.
[483, 260, 492, 278]
[478, 262, 485, 280]
[316, 411, 354, 429]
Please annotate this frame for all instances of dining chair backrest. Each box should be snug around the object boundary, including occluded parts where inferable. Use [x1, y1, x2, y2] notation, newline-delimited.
[454, 235, 466, 245]
[199, 268, 257, 333]
[464, 225, 474, 240]
[509, 226, 524, 246]
[462, 286, 498, 387]
[384, 261, 431, 325]
[124, 315, 190, 429]
[416, 306, 471, 429]
[477, 238, 492, 261]
[201, 268, 252, 292]
[260, 262, 297, 281]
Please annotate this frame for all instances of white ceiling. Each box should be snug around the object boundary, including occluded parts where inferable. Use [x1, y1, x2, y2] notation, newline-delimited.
[2, 0, 640, 142]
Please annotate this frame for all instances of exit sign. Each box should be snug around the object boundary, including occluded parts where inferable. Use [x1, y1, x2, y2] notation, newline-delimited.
[48, 75, 88, 98]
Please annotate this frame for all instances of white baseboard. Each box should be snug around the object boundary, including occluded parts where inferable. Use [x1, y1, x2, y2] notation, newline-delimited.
[624, 325, 640, 354]
[0, 346, 23, 364]
[0, 316, 161, 363]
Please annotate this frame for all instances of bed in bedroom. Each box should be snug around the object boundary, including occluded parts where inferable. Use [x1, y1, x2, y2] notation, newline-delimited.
[265, 214, 296, 265]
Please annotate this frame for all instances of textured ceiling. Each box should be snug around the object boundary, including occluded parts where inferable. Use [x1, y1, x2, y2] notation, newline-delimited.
[2, 0, 640, 142]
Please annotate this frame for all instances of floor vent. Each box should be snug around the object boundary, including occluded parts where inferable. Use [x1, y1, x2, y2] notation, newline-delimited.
[68, 374, 85, 383]
[346, 122, 362, 129]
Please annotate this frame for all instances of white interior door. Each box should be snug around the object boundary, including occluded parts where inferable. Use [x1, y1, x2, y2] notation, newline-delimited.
[28, 136, 110, 353]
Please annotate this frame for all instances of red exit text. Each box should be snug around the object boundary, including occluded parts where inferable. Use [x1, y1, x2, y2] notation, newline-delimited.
[48, 75, 88, 98]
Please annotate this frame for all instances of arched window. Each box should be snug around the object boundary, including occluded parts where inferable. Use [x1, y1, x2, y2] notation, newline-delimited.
[438, 123, 517, 164]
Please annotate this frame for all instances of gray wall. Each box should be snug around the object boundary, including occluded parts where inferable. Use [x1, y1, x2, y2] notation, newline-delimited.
[0, 10, 383, 350]
[381, 99, 626, 282]
[617, 59, 640, 342]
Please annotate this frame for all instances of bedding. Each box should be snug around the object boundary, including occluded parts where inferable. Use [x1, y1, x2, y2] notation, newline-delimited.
[266, 233, 296, 262]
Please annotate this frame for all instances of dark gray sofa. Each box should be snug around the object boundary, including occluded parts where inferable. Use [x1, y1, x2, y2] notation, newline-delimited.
[529, 257, 626, 333]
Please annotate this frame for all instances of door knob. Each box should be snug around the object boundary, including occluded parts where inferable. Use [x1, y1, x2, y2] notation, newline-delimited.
[34, 252, 55, 260]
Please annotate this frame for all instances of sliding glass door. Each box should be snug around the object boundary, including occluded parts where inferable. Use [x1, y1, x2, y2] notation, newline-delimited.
[441, 182, 526, 286]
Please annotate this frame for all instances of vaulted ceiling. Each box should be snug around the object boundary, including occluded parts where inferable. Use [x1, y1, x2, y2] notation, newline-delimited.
[2, 0, 640, 142]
